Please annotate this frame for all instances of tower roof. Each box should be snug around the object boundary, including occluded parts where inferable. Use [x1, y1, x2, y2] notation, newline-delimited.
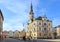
[35, 16, 42, 20]
[0, 9, 4, 21]
[29, 2, 34, 14]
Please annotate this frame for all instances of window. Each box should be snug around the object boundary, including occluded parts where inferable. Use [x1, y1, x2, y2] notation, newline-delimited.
[39, 27, 41, 31]
[31, 19, 33, 22]
[44, 28, 46, 31]
[34, 23, 35, 25]
[34, 28, 36, 31]
[39, 23, 41, 25]
[34, 34, 36, 36]
[44, 23, 46, 25]
[32, 34, 33, 36]
[49, 23, 50, 26]
[39, 28, 41, 30]
[34, 28, 35, 31]
[0, 22, 2, 25]
[49, 28, 50, 30]
[49, 34, 51, 36]
[40, 33, 41, 36]
[44, 34, 47, 36]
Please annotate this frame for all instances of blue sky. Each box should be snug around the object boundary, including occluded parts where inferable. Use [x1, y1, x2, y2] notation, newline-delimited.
[0, 0, 60, 31]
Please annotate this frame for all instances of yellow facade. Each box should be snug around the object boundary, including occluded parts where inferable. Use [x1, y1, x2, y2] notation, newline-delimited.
[13, 30, 20, 38]
[56, 25, 60, 37]
[26, 19, 53, 39]
[26, 3, 53, 39]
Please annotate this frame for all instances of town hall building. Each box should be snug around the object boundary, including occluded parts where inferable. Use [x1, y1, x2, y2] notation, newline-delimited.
[26, 3, 54, 39]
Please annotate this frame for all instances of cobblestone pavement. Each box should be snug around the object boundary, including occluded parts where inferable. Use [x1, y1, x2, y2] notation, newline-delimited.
[0, 38, 25, 42]
[0, 38, 60, 42]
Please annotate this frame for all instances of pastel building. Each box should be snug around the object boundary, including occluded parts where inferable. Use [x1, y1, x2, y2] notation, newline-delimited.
[3, 31, 9, 38]
[9, 30, 13, 38]
[13, 30, 20, 38]
[19, 30, 26, 38]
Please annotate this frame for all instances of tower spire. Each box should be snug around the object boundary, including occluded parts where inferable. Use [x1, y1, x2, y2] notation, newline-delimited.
[29, 1, 34, 23]
[29, 1, 34, 14]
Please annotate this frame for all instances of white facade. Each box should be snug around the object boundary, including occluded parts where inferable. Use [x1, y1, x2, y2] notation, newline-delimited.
[9, 31, 13, 38]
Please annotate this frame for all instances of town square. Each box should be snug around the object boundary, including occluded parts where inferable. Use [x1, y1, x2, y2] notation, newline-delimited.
[0, 0, 60, 42]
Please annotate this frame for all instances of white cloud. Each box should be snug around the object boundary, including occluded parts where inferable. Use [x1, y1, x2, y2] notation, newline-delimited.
[3, 22, 24, 31]
[1, 0, 43, 31]
[14, 24, 24, 31]
[3, 22, 12, 31]
[6, 2, 27, 14]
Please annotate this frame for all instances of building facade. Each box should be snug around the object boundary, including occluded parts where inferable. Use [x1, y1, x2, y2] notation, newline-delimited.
[19, 30, 26, 39]
[0, 10, 4, 40]
[53, 27, 57, 39]
[56, 25, 60, 38]
[9, 30, 13, 38]
[26, 3, 54, 39]
[3, 31, 9, 38]
[13, 30, 20, 38]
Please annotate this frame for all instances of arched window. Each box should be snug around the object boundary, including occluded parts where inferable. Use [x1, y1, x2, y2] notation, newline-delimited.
[39, 23, 41, 25]
[44, 28, 46, 31]
[44, 23, 46, 25]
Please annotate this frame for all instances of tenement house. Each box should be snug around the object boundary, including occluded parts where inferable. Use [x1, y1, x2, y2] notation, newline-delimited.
[0, 9, 4, 40]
